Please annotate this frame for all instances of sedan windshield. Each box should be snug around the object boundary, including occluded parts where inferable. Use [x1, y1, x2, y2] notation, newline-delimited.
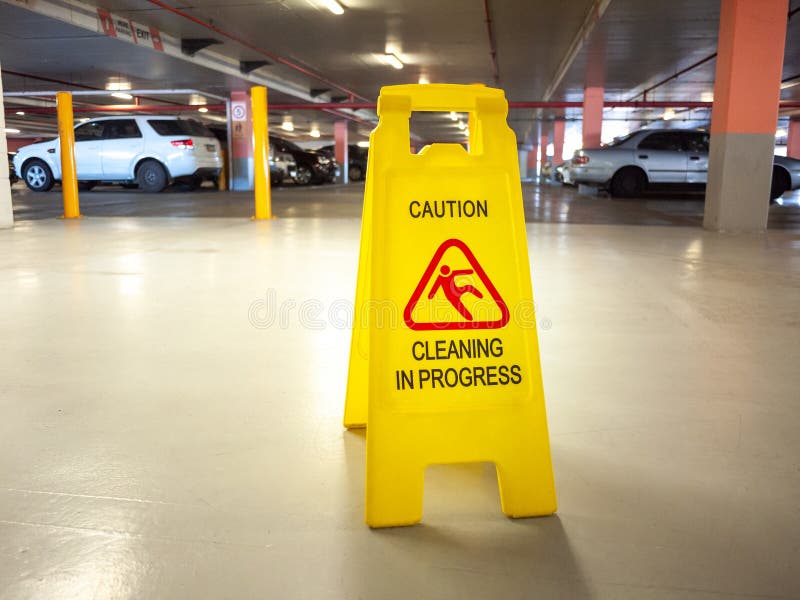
[277, 138, 303, 153]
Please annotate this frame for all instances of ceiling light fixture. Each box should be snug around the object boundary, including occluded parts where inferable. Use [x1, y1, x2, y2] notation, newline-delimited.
[15, 111, 25, 116]
[281, 116, 294, 132]
[320, 0, 344, 15]
[449, 111, 458, 121]
[357, 140, 370, 148]
[457, 120, 466, 130]
[105, 79, 131, 92]
[197, 107, 209, 113]
[310, 125, 321, 138]
[662, 108, 676, 121]
[111, 92, 133, 100]
[418, 75, 429, 85]
[384, 53, 404, 70]
[3, 128, 20, 134]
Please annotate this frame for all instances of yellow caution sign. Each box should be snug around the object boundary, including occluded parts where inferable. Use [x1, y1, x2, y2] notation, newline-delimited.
[344, 84, 556, 527]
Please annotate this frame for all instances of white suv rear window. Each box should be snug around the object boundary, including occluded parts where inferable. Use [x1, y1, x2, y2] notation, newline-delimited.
[147, 119, 214, 137]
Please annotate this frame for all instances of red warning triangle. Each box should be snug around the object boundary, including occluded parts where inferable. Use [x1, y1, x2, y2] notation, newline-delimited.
[404, 239, 510, 331]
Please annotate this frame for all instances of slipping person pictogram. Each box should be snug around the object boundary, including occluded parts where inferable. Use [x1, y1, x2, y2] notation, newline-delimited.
[428, 265, 483, 321]
[404, 238, 510, 331]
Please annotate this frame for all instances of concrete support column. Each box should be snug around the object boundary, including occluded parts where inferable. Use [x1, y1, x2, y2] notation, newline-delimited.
[334, 120, 348, 184]
[539, 133, 549, 177]
[230, 91, 254, 191]
[552, 120, 566, 166]
[582, 86, 603, 148]
[787, 117, 800, 159]
[0, 61, 13, 228]
[704, 0, 788, 232]
[527, 144, 538, 176]
[518, 150, 528, 179]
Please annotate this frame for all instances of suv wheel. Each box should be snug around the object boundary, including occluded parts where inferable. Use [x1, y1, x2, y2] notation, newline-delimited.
[22, 159, 55, 192]
[294, 164, 313, 186]
[136, 160, 168, 193]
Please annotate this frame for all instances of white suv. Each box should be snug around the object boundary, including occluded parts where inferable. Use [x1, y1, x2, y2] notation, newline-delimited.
[13, 116, 222, 193]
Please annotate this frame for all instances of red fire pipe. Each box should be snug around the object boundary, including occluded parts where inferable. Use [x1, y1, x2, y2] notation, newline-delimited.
[228, 101, 800, 110]
[626, 54, 717, 103]
[627, 5, 799, 102]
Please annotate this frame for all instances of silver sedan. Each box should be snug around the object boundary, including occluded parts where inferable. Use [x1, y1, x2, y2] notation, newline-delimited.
[570, 128, 800, 200]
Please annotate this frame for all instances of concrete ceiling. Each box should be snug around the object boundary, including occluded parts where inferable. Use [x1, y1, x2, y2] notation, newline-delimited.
[2, 0, 800, 144]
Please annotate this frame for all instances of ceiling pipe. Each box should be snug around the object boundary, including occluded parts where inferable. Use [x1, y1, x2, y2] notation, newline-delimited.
[2, 70, 189, 106]
[4, 104, 226, 114]
[4, 89, 229, 102]
[626, 54, 717, 102]
[215, 100, 800, 110]
[144, 0, 370, 103]
[482, 0, 500, 86]
[11, 101, 800, 115]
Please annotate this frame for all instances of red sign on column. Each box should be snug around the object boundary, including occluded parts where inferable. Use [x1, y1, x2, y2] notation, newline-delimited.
[150, 27, 164, 51]
[98, 8, 116, 37]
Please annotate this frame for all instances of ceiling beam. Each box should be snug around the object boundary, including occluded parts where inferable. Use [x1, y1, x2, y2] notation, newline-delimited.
[542, 0, 613, 101]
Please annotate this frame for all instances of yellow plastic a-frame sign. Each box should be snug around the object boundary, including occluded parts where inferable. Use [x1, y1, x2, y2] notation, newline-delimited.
[344, 84, 556, 528]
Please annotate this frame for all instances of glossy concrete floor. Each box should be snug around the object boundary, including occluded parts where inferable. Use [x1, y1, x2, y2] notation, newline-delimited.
[9, 179, 800, 227]
[1, 183, 799, 599]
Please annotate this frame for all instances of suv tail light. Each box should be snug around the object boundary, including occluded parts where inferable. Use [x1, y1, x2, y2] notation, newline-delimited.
[170, 139, 194, 149]
[572, 154, 589, 165]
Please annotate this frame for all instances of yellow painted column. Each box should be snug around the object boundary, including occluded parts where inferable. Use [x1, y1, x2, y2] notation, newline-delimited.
[56, 92, 80, 219]
[251, 86, 272, 220]
[218, 148, 228, 190]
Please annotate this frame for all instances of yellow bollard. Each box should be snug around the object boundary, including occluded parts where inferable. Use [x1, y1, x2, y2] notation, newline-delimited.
[251, 86, 273, 219]
[56, 92, 80, 219]
[218, 148, 228, 191]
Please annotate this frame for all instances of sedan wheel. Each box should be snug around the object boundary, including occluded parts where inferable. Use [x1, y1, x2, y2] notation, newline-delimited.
[610, 167, 646, 198]
[770, 168, 790, 201]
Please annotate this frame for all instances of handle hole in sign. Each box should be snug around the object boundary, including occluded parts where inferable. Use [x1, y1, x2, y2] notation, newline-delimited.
[409, 111, 472, 154]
